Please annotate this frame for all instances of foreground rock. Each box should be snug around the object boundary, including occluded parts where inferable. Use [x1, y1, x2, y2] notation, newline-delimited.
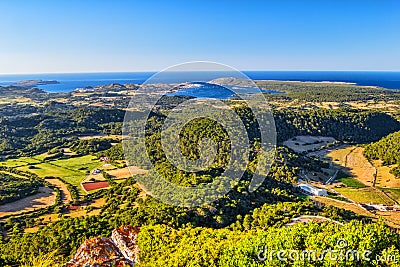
[111, 226, 140, 262]
[65, 226, 140, 267]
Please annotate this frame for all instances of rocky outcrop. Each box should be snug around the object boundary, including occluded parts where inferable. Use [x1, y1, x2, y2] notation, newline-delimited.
[65, 226, 140, 267]
[111, 226, 140, 263]
[13, 79, 60, 87]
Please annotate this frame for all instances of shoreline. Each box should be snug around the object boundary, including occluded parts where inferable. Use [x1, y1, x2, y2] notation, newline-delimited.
[2, 75, 400, 93]
[256, 79, 357, 85]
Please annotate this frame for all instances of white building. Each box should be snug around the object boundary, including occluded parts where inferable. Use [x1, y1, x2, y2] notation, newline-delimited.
[92, 169, 101, 175]
[297, 183, 327, 196]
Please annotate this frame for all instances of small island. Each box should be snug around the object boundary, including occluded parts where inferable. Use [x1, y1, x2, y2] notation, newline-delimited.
[12, 79, 60, 87]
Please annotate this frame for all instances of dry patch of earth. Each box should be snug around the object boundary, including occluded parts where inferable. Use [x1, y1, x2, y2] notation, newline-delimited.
[313, 196, 373, 217]
[327, 146, 376, 186]
[283, 136, 337, 153]
[0, 187, 56, 217]
[45, 178, 72, 204]
[78, 134, 121, 140]
[325, 146, 354, 166]
[344, 147, 376, 186]
[107, 166, 148, 179]
[372, 160, 400, 188]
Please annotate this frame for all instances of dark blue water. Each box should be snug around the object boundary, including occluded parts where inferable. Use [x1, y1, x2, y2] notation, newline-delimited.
[167, 82, 234, 99]
[0, 71, 399, 93]
[167, 82, 281, 100]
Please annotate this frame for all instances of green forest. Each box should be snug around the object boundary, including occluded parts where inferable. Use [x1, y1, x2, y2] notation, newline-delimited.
[0, 173, 42, 205]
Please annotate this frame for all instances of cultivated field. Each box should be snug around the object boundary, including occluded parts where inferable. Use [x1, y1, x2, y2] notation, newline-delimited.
[0, 155, 104, 198]
[107, 166, 148, 179]
[372, 160, 400, 188]
[313, 196, 373, 217]
[327, 146, 376, 186]
[52, 155, 101, 173]
[78, 134, 122, 140]
[380, 188, 400, 203]
[0, 187, 56, 217]
[13, 155, 103, 190]
[319, 145, 400, 222]
[0, 157, 41, 167]
[45, 178, 72, 204]
[283, 136, 337, 153]
[345, 147, 376, 186]
[82, 181, 109, 192]
[269, 99, 400, 116]
[24, 198, 107, 233]
[325, 146, 354, 166]
[335, 187, 394, 205]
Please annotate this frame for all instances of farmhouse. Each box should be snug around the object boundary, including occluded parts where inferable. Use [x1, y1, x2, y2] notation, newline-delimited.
[297, 183, 328, 196]
[92, 169, 101, 175]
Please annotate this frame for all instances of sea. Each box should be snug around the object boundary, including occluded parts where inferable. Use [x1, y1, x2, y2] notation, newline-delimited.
[0, 71, 400, 93]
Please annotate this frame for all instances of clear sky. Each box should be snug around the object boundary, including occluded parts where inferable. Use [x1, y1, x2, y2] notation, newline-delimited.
[0, 0, 399, 74]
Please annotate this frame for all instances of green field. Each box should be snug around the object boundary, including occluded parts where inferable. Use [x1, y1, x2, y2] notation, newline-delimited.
[336, 187, 395, 205]
[18, 163, 83, 183]
[380, 188, 400, 204]
[340, 177, 367, 188]
[2, 155, 102, 193]
[0, 157, 42, 167]
[51, 155, 100, 172]
[32, 152, 50, 161]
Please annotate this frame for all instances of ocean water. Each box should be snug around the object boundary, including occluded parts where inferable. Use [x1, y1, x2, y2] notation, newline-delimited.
[0, 71, 399, 93]
[0, 72, 154, 93]
[166, 81, 281, 100]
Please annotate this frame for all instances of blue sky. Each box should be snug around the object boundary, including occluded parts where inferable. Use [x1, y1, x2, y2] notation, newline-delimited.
[0, 0, 399, 73]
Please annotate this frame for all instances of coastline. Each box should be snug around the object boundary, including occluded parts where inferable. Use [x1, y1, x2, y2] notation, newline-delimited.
[256, 79, 357, 85]
[1, 71, 400, 92]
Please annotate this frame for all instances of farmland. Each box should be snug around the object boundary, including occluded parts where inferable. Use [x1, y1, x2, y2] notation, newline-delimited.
[339, 177, 366, 189]
[326, 146, 376, 186]
[283, 135, 337, 153]
[0, 187, 56, 217]
[82, 181, 109, 192]
[335, 187, 395, 205]
[372, 160, 400, 188]
[107, 166, 147, 179]
[1, 155, 102, 192]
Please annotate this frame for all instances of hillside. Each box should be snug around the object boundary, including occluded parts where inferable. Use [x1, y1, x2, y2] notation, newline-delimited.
[364, 131, 400, 177]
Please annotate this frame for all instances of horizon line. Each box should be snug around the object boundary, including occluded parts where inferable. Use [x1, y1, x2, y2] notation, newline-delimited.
[1, 69, 400, 75]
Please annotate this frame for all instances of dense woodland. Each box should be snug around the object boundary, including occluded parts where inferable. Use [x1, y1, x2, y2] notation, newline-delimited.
[274, 109, 400, 143]
[1, 102, 398, 159]
[138, 220, 400, 267]
[256, 81, 400, 102]
[98, 143, 124, 161]
[0, 173, 42, 205]
[0, 102, 124, 157]
[69, 138, 113, 155]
